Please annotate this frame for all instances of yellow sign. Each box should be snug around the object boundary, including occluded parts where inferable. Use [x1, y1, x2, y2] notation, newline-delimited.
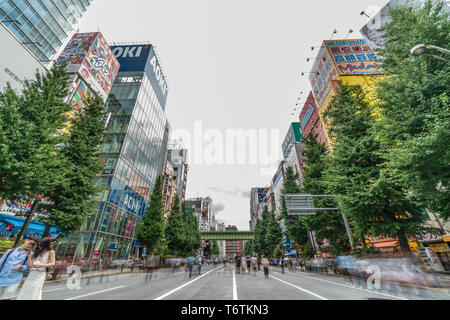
[442, 235, 450, 242]
[429, 243, 449, 253]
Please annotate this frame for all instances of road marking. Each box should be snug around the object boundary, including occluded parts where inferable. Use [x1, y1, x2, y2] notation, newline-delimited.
[154, 266, 223, 300]
[271, 275, 328, 300]
[233, 268, 238, 300]
[275, 271, 408, 300]
[43, 287, 66, 293]
[64, 286, 125, 300]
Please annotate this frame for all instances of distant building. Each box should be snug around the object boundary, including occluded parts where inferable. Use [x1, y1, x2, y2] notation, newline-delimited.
[299, 91, 328, 147]
[281, 122, 303, 160]
[167, 146, 189, 202]
[249, 187, 268, 231]
[225, 225, 240, 257]
[186, 197, 213, 231]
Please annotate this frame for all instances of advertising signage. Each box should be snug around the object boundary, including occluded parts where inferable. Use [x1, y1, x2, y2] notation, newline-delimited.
[56, 32, 120, 101]
[111, 44, 169, 108]
[324, 39, 381, 76]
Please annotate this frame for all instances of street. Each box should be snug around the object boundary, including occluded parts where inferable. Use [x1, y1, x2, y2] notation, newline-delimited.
[31, 265, 450, 300]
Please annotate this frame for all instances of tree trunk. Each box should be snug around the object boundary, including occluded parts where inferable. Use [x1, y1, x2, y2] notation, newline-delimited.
[13, 198, 40, 248]
[397, 232, 411, 254]
[41, 224, 51, 238]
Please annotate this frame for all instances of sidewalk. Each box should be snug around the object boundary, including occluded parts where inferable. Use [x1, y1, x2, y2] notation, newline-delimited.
[273, 266, 450, 295]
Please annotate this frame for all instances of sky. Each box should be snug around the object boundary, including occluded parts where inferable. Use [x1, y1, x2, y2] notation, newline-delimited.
[78, 0, 389, 230]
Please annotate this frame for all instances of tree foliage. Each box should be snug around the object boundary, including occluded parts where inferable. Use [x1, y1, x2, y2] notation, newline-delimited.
[136, 176, 166, 254]
[324, 85, 430, 252]
[374, 0, 450, 220]
[253, 207, 282, 257]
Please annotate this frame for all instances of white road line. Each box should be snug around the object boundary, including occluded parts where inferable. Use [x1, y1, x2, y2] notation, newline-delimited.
[64, 286, 125, 300]
[271, 275, 328, 300]
[154, 266, 223, 300]
[275, 271, 408, 300]
[232, 268, 238, 300]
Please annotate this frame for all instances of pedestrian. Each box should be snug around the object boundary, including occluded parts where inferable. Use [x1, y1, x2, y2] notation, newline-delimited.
[257, 256, 261, 271]
[262, 255, 270, 279]
[235, 254, 241, 274]
[0, 236, 37, 300]
[198, 258, 202, 275]
[186, 257, 194, 278]
[17, 237, 55, 300]
[251, 255, 257, 273]
[246, 256, 251, 273]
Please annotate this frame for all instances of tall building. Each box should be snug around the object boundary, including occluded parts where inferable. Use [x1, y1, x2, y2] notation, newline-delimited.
[299, 91, 328, 147]
[167, 145, 189, 202]
[272, 161, 285, 220]
[0, 0, 93, 64]
[55, 42, 170, 263]
[281, 122, 303, 160]
[186, 197, 213, 231]
[249, 187, 268, 231]
[308, 39, 382, 148]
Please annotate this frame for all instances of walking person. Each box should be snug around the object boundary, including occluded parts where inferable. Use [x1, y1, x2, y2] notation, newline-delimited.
[251, 255, 257, 273]
[235, 254, 241, 274]
[262, 255, 270, 279]
[0, 236, 37, 300]
[246, 256, 251, 274]
[17, 237, 55, 300]
[257, 256, 261, 271]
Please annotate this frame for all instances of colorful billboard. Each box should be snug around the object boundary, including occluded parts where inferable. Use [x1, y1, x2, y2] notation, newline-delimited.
[309, 43, 339, 107]
[56, 32, 120, 101]
[324, 39, 382, 75]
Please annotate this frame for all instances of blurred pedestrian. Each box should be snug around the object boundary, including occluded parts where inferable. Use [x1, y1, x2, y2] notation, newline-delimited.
[257, 256, 261, 271]
[17, 237, 55, 300]
[262, 255, 270, 279]
[251, 255, 257, 273]
[246, 256, 251, 273]
[0, 236, 37, 300]
[235, 254, 241, 274]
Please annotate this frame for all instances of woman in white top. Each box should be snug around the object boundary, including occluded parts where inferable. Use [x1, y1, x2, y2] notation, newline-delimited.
[262, 255, 270, 279]
[17, 237, 55, 300]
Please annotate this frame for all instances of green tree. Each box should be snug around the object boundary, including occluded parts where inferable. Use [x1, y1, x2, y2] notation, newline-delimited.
[299, 132, 350, 256]
[244, 240, 253, 256]
[374, 0, 450, 220]
[264, 211, 283, 257]
[212, 240, 220, 256]
[182, 203, 201, 255]
[0, 68, 72, 246]
[41, 96, 107, 236]
[324, 85, 429, 253]
[165, 194, 186, 256]
[253, 207, 270, 255]
[136, 175, 166, 255]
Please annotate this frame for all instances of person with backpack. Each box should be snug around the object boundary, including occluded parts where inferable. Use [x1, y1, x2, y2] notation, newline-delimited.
[0, 236, 37, 299]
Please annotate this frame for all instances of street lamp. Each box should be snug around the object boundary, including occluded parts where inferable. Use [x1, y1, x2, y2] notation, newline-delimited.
[360, 11, 371, 18]
[411, 44, 450, 61]
[330, 29, 338, 40]
[301, 72, 319, 76]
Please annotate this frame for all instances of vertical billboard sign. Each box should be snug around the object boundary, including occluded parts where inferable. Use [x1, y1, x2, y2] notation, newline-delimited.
[308, 42, 338, 107]
[324, 39, 381, 75]
[56, 32, 120, 101]
[111, 44, 169, 109]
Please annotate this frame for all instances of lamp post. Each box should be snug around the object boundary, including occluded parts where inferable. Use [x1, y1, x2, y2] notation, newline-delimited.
[411, 44, 450, 61]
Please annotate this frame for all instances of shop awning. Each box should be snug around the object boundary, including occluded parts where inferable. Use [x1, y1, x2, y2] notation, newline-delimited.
[0, 213, 59, 237]
[372, 241, 398, 248]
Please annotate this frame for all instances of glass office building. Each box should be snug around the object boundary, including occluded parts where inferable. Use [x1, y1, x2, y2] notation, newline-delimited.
[55, 43, 170, 265]
[0, 0, 93, 63]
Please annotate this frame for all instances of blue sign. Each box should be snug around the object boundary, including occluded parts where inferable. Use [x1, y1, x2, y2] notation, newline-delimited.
[111, 44, 168, 109]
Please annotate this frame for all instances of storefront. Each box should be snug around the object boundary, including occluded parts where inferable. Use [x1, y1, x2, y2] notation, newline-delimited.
[419, 234, 450, 272]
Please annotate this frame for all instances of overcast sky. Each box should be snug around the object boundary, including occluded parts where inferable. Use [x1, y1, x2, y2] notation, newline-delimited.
[78, 0, 389, 230]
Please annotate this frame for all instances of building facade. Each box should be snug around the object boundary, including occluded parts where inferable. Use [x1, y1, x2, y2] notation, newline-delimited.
[186, 197, 213, 231]
[55, 42, 170, 264]
[0, 21, 46, 92]
[299, 91, 328, 147]
[167, 147, 189, 202]
[249, 187, 268, 231]
[0, 0, 93, 64]
[308, 39, 382, 148]
[281, 122, 303, 160]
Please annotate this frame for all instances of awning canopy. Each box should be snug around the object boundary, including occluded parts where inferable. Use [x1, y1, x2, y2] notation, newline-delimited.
[0, 213, 59, 238]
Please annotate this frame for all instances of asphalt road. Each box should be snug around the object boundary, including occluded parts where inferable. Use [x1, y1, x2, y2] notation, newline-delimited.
[29, 264, 449, 300]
